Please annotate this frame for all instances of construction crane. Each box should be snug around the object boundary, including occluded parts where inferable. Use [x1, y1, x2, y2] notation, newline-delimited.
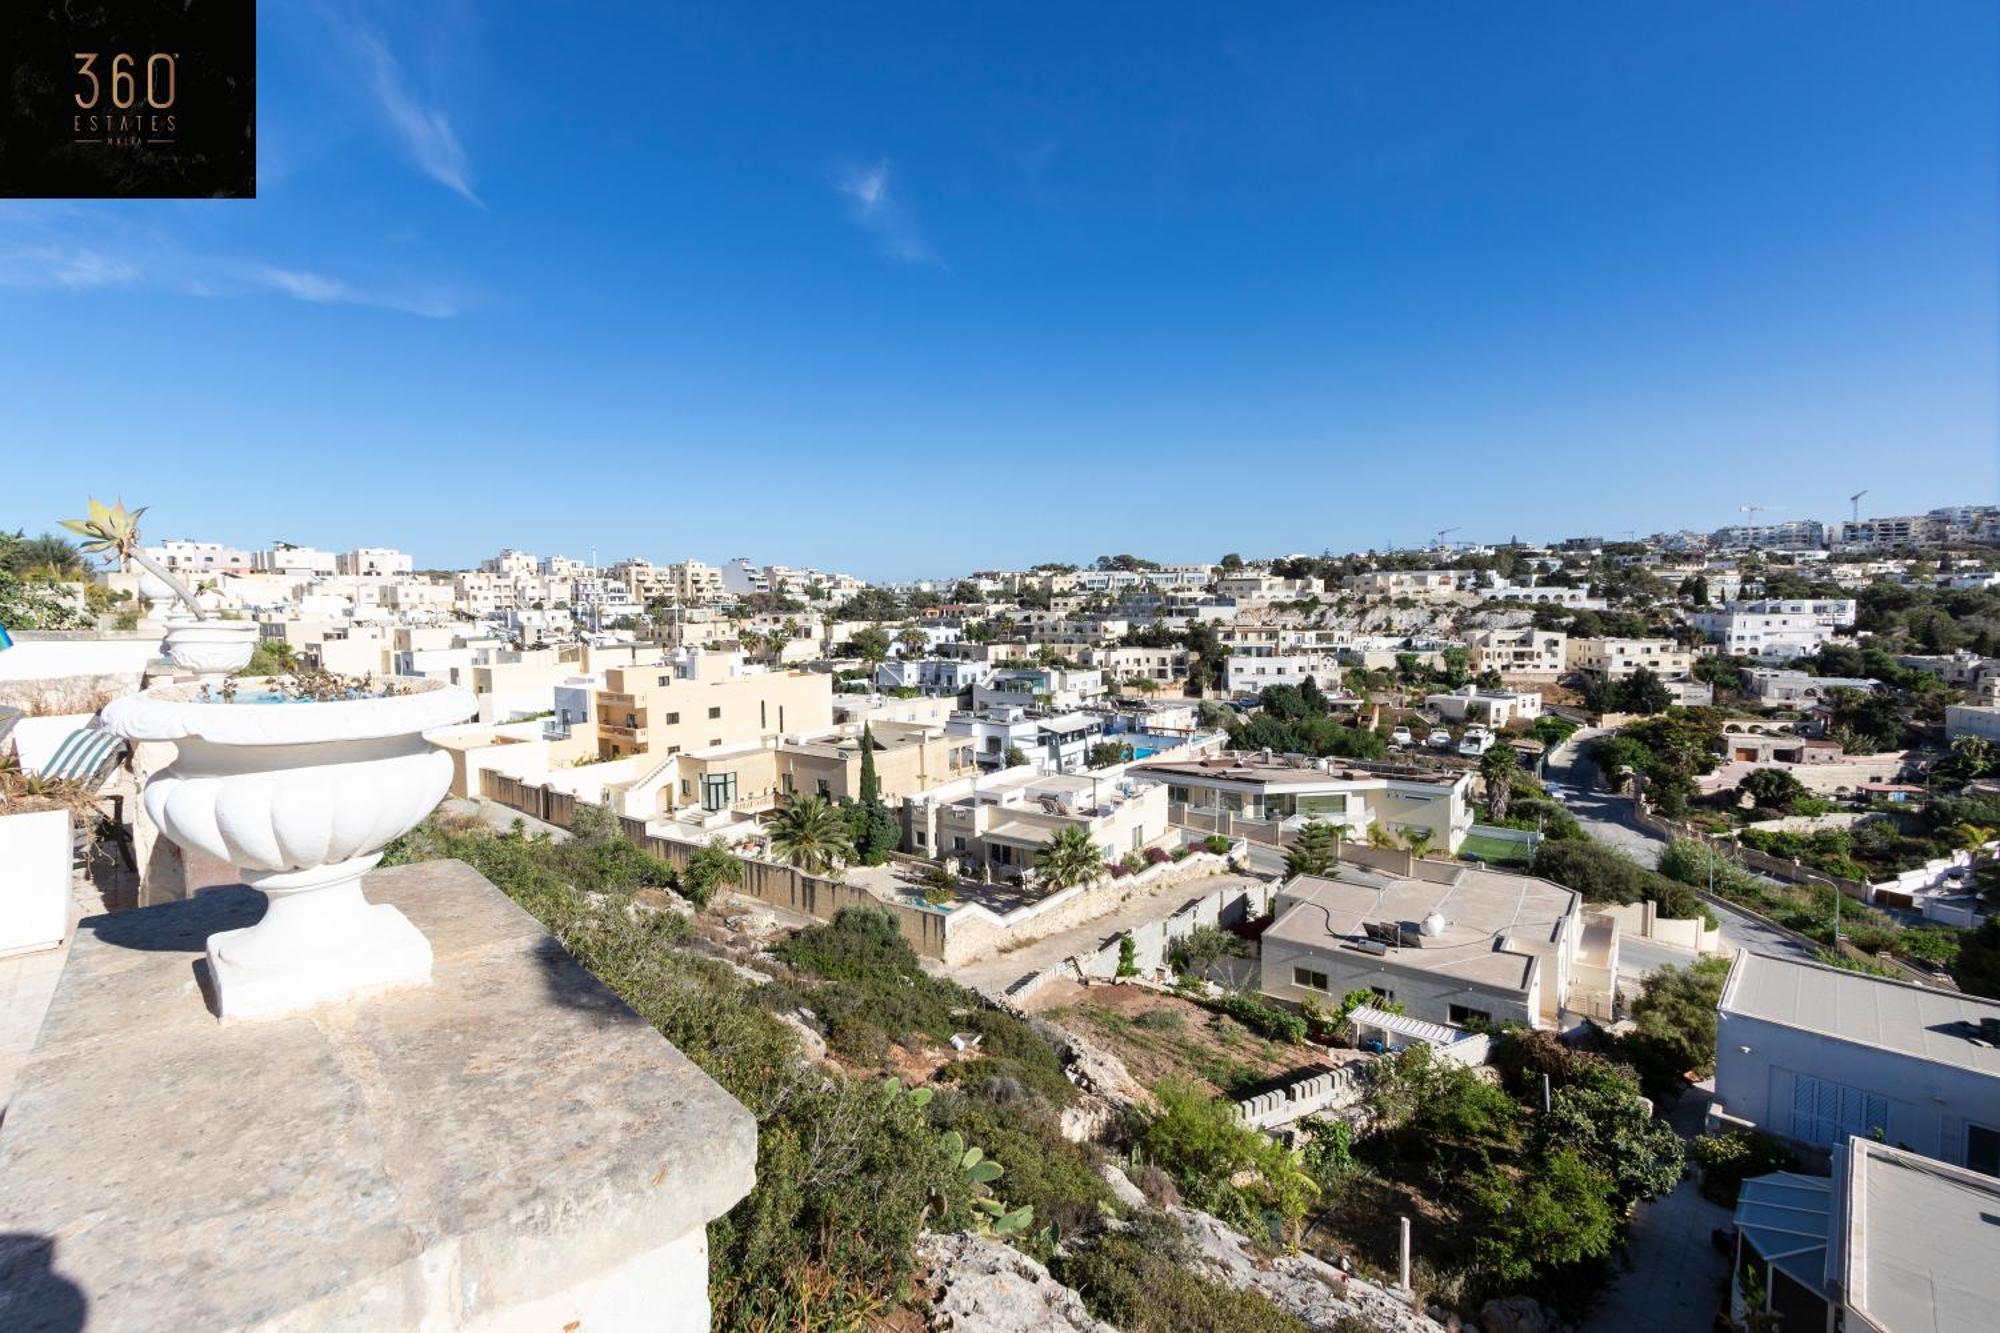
[1849, 490, 1869, 524]
[1434, 526, 1461, 550]
[1738, 503, 1782, 525]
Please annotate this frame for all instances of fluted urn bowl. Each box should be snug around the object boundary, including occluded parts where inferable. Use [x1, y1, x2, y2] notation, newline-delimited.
[160, 616, 260, 680]
[102, 677, 477, 1019]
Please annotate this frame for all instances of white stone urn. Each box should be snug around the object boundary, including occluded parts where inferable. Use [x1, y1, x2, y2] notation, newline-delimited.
[102, 677, 477, 1019]
[135, 568, 178, 623]
[161, 616, 260, 681]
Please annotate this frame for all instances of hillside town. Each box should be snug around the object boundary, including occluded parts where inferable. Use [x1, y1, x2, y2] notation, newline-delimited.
[4, 499, 1998, 1332]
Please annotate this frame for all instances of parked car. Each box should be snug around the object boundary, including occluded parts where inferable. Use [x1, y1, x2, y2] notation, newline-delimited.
[1457, 726, 1495, 757]
[1427, 728, 1452, 749]
[1391, 725, 1414, 746]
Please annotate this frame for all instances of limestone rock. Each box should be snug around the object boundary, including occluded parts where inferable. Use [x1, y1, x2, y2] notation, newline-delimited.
[1056, 1028, 1156, 1115]
[917, 1231, 1116, 1333]
[1171, 1206, 1448, 1333]
[1097, 1161, 1150, 1211]
[1477, 1295, 1554, 1333]
[1059, 1090, 1121, 1144]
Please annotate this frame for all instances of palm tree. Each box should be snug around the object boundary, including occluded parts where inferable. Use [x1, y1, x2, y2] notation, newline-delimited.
[895, 627, 929, 658]
[1479, 745, 1518, 824]
[1400, 827, 1436, 860]
[1036, 826, 1104, 890]
[767, 794, 852, 876]
[1366, 823, 1399, 850]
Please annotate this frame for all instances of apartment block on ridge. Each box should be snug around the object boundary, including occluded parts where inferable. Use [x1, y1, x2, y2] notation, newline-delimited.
[593, 648, 832, 760]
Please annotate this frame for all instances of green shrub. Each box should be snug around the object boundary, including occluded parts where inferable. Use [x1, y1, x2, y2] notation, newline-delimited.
[1134, 1007, 1185, 1033]
[1202, 834, 1232, 855]
[1116, 935, 1140, 977]
[1133, 1080, 1317, 1241]
[1620, 955, 1733, 1100]
[1203, 989, 1307, 1043]
[929, 1093, 1114, 1258]
[1690, 1131, 1797, 1205]
[1167, 924, 1248, 977]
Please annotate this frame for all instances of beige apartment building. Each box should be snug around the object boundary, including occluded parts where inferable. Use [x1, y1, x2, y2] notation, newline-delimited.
[618, 720, 973, 820]
[1569, 637, 1694, 680]
[594, 651, 833, 760]
[1467, 627, 1568, 678]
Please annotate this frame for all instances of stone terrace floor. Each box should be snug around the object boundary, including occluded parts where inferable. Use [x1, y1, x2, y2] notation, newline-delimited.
[0, 845, 135, 1112]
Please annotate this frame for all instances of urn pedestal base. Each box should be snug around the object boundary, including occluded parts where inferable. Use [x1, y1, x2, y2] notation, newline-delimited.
[207, 856, 434, 1020]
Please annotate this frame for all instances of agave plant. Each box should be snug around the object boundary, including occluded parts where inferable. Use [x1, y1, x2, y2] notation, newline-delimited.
[59, 498, 205, 619]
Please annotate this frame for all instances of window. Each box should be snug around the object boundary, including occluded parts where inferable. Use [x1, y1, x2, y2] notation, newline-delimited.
[816, 779, 830, 797]
[953, 836, 967, 852]
[914, 831, 927, 847]
[1965, 1124, 1999, 1178]
[708, 705, 722, 719]
[1448, 1004, 1491, 1027]
[701, 772, 737, 812]
[1369, 986, 1396, 1003]
[664, 711, 680, 725]
[658, 674, 670, 686]
[708, 739, 721, 747]
[1293, 967, 1330, 992]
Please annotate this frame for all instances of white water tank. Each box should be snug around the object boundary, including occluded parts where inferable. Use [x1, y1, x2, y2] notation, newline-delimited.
[1420, 911, 1448, 938]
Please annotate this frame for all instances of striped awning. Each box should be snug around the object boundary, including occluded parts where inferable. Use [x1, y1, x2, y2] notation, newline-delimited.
[36, 727, 127, 785]
[1349, 1005, 1469, 1047]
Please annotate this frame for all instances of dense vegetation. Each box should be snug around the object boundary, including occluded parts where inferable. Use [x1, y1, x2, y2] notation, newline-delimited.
[1304, 1035, 1682, 1311]
[384, 816, 1302, 1329]
[1226, 680, 1386, 759]
[1531, 837, 1714, 925]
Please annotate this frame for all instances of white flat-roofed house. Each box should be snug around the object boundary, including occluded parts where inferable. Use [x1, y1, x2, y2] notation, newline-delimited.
[1424, 684, 1542, 726]
[1341, 569, 1463, 601]
[1221, 650, 1341, 695]
[1710, 950, 2000, 1174]
[1741, 668, 1880, 708]
[1944, 704, 2000, 745]
[338, 547, 415, 577]
[1733, 597, 1857, 629]
[1690, 608, 1838, 663]
[1131, 752, 1474, 852]
[1475, 581, 1603, 609]
[144, 539, 253, 576]
[1259, 866, 1605, 1030]
[1730, 1137, 2000, 1333]
[253, 543, 339, 577]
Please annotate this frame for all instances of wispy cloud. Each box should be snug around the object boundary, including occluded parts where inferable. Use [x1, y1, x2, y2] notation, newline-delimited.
[833, 160, 937, 265]
[0, 206, 462, 317]
[347, 27, 482, 206]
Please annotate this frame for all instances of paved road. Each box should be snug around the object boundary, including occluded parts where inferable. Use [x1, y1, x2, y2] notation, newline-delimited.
[1544, 733, 1813, 965]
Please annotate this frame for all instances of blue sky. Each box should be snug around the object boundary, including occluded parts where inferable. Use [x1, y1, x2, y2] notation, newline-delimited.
[3, 2, 1995, 578]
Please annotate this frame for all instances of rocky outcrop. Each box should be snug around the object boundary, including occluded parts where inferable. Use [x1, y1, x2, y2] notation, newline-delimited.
[1054, 1027, 1156, 1116]
[1171, 1206, 1447, 1333]
[1476, 1295, 1559, 1333]
[917, 1232, 1116, 1333]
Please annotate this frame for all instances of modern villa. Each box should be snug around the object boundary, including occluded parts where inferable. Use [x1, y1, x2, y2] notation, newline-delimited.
[1258, 864, 1614, 1029]
[1130, 752, 1475, 852]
